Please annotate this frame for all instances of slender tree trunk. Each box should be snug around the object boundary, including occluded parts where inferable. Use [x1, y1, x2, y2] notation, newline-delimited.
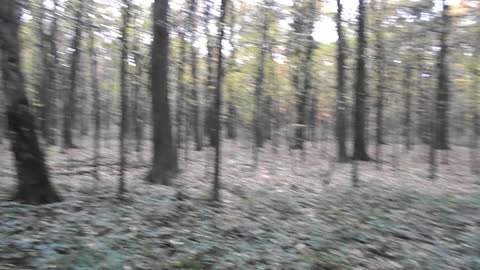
[470, 45, 479, 175]
[352, 0, 370, 161]
[429, 94, 437, 181]
[119, 0, 131, 195]
[187, 0, 202, 151]
[36, 0, 53, 144]
[436, 1, 450, 150]
[204, 0, 216, 147]
[176, 30, 187, 152]
[149, 0, 177, 185]
[89, 17, 101, 182]
[403, 63, 413, 151]
[254, 2, 269, 150]
[133, 43, 144, 162]
[45, 0, 59, 145]
[224, 8, 240, 141]
[63, 1, 84, 149]
[335, 0, 348, 163]
[212, 0, 228, 202]
[1, 0, 62, 204]
[374, 13, 385, 168]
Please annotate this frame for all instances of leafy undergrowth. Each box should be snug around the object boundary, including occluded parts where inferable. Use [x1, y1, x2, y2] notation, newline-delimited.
[1, 140, 480, 269]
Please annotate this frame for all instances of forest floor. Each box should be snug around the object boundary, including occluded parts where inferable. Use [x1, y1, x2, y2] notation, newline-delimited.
[1, 138, 480, 270]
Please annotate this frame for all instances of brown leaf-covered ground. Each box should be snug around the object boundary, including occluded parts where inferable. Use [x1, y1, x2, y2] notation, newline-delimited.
[1, 138, 479, 270]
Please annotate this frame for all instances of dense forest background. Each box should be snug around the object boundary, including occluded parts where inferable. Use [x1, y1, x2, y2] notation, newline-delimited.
[1, 0, 480, 269]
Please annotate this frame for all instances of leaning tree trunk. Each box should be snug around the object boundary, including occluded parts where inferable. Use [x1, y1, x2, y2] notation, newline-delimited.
[149, 0, 177, 185]
[0, 0, 62, 204]
[352, 0, 370, 161]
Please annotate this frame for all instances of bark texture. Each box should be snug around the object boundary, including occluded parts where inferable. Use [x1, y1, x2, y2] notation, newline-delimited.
[0, 0, 62, 204]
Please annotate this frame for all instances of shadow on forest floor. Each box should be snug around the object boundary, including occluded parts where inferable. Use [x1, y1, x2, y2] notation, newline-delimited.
[1, 139, 479, 269]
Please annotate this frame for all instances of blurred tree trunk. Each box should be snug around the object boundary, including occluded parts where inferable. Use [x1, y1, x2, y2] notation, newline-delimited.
[374, 0, 385, 169]
[176, 28, 186, 152]
[119, 0, 131, 195]
[133, 42, 145, 162]
[471, 44, 479, 175]
[436, 1, 450, 150]
[35, 0, 53, 144]
[254, 0, 269, 150]
[335, 0, 348, 163]
[403, 60, 413, 151]
[0, 0, 62, 204]
[212, 0, 227, 202]
[352, 0, 370, 161]
[148, 0, 177, 185]
[88, 18, 100, 181]
[225, 4, 239, 140]
[187, 0, 202, 151]
[204, 0, 216, 147]
[63, 0, 84, 149]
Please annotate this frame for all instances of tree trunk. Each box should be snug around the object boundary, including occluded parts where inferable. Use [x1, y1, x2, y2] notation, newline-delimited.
[254, 2, 269, 150]
[45, 0, 59, 145]
[436, 1, 450, 150]
[212, 0, 228, 202]
[470, 45, 479, 175]
[335, 0, 348, 163]
[176, 30, 187, 152]
[0, 0, 62, 204]
[63, 0, 84, 149]
[403, 63, 413, 151]
[133, 43, 144, 162]
[187, 0, 202, 151]
[88, 16, 101, 181]
[352, 0, 370, 161]
[203, 0, 216, 147]
[119, 0, 131, 195]
[149, 0, 177, 185]
[35, 0, 52, 144]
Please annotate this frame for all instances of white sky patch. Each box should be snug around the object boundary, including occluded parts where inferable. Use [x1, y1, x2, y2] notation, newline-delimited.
[314, 15, 337, 43]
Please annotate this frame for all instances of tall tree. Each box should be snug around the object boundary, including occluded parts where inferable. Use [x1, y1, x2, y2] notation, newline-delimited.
[403, 54, 413, 151]
[436, 0, 450, 150]
[212, 0, 228, 202]
[0, 0, 62, 204]
[88, 4, 100, 181]
[352, 0, 370, 161]
[253, 0, 271, 165]
[187, 0, 202, 151]
[119, 0, 131, 195]
[149, 0, 177, 185]
[132, 41, 145, 162]
[373, 0, 385, 168]
[63, 0, 84, 149]
[291, 0, 316, 150]
[336, 0, 348, 163]
[225, 2, 240, 140]
[35, 0, 56, 145]
[203, 0, 216, 147]
[176, 14, 187, 153]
